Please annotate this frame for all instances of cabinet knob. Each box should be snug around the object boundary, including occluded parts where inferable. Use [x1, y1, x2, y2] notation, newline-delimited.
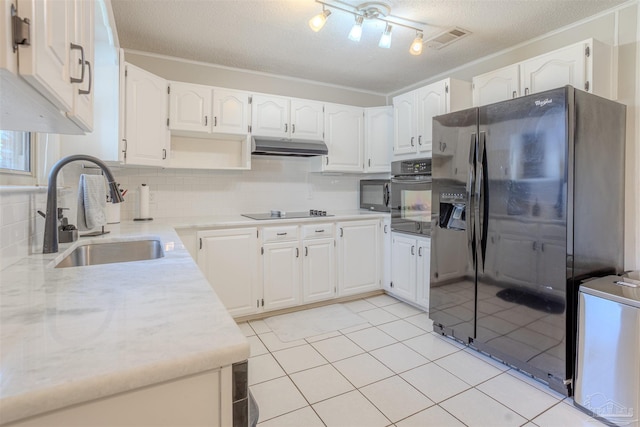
[411, 137, 415, 147]
[411, 245, 415, 255]
[204, 116, 208, 126]
[284, 123, 288, 133]
[512, 91, 517, 98]
[418, 135, 422, 146]
[292, 124, 295, 133]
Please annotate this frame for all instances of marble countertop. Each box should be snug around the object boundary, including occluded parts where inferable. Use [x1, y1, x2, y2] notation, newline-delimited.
[0, 222, 250, 424]
[0, 210, 388, 424]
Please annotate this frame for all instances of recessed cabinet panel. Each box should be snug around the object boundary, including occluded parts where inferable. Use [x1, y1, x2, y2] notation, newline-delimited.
[213, 88, 249, 135]
[337, 220, 380, 296]
[323, 103, 364, 172]
[393, 92, 416, 156]
[416, 81, 447, 154]
[391, 234, 417, 301]
[365, 106, 392, 173]
[263, 242, 300, 311]
[472, 65, 520, 106]
[521, 42, 586, 95]
[17, 0, 74, 112]
[251, 94, 288, 138]
[291, 99, 324, 141]
[123, 64, 169, 166]
[198, 228, 259, 317]
[68, 0, 94, 131]
[303, 238, 335, 303]
[170, 82, 211, 132]
[416, 240, 431, 308]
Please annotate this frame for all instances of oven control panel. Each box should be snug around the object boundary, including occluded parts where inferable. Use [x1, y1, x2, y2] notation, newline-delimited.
[391, 158, 432, 176]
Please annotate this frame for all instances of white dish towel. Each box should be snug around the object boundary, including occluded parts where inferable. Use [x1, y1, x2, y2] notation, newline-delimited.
[77, 174, 107, 231]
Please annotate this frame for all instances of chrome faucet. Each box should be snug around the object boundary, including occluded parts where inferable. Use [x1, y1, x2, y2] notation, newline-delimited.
[43, 155, 124, 254]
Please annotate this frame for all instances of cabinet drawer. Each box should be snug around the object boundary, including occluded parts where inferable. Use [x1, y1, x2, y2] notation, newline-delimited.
[302, 223, 335, 239]
[262, 226, 299, 243]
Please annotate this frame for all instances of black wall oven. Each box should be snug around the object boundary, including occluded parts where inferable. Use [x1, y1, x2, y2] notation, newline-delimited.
[390, 158, 432, 236]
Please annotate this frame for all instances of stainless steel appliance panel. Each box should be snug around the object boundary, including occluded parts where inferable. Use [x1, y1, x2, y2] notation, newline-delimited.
[474, 87, 569, 386]
[430, 86, 626, 396]
[390, 158, 432, 237]
[430, 108, 477, 342]
[360, 179, 390, 212]
[574, 276, 640, 426]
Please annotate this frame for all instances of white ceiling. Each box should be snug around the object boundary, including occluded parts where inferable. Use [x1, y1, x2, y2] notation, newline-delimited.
[110, 0, 626, 95]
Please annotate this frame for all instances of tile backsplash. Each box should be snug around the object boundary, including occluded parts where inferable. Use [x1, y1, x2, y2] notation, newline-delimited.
[1, 156, 383, 269]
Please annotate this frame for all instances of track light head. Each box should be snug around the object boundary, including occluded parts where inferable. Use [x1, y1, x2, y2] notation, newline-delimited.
[348, 15, 364, 42]
[409, 32, 424, 55]
[379, 23, 392, 48]
[309, 8, 331, 32]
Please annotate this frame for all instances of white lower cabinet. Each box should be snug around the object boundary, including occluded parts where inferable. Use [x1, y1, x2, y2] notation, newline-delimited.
[337, 220, 381, 297]
[262, 227, 301, 311]
[381, 217, 392, 291]
[197, 228, 260, 317]
[197, 219, 381, 317]
[302, 223, 336, 303]
[390, 232, 430, 309]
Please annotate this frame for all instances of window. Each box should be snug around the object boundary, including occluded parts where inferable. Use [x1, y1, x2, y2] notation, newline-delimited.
[0, 130, 32, 174]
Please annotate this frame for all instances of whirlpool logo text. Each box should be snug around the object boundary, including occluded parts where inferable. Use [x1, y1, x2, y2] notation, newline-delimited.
[535, 98, 553, 107]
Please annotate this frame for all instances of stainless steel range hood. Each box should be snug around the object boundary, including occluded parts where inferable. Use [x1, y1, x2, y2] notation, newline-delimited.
[251, 136, 328, 157]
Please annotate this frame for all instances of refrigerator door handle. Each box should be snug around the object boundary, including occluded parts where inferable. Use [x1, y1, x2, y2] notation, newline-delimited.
[477, 132, 489, 271]
[467, 133, 477, 270]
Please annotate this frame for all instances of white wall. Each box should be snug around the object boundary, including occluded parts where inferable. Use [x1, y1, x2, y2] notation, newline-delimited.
[124, 50, 387, 107]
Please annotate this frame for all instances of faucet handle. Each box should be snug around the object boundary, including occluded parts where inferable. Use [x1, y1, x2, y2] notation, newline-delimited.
[57, 207, 69, 219]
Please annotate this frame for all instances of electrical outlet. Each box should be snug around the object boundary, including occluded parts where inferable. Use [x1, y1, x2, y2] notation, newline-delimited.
[149, 191, 155, 202]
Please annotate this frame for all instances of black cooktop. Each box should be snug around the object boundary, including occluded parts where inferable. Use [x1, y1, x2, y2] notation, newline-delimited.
[242, 210, 333, 220]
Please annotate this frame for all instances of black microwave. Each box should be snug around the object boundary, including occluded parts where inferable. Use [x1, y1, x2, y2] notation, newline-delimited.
[359, 179, 390, 212]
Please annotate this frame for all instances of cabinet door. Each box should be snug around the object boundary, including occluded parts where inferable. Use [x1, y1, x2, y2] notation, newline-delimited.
[251, 94, 289, 138]
[67, 0, 94, 131]
[212, 88, 249, 135]
[303, 238, 335, 303]
[263, 242, 300, 311]
[123, 63, 169, 166]
[390, 233, 417, 301]
[17, 0, 75, 112]
[416, 239, 431, 309]
[520, 42, 587, 95]
[197, 228, 259, 317]
[364, 106, 392, 173]
[472, 65, 520, 106]
[337, 220, 380, 296]
[393, 91, 416, 155]
[416, 80, 447, 154]
[169, 82, 212, 132]
[323, 103, 364, 172]
[290, 99, 324, 141]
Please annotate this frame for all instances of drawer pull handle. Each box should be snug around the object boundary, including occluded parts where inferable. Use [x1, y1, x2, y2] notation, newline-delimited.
[277, 232, 287, 236]
[315, 229, 325, 233]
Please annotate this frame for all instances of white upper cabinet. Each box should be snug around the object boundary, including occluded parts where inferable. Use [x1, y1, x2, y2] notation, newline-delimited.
[290, 99, 324, 141]
[392, 91, 416, 156]
[251, 94, 323, 140]
[322, 103, 364, 172]
[473, 39, 613, 106]
[169, 83, 250, 135]
[251, 94, 289, 138]
[169, 82, 211, 132]
[121, 63, 169, 167]
[393, 78, 471, 160]
[1, 0, 94, 133]
[364, 106, 392, 173]
[472, 64, 520, 107]
[520, 42, 587, 95]
[67, 0, 94, 131]
[213, 88, 250, 135]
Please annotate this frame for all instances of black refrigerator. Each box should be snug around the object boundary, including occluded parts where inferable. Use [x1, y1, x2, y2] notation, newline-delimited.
[429, 86, 625, 395]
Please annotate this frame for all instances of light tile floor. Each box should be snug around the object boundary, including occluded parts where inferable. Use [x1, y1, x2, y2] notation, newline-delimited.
[240, 295, 605, 427]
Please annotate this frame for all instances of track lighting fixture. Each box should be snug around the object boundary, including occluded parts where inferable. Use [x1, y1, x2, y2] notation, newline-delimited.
[308, 7, 331, 32]
[409, 31, 423, 55]
[308, 1, 426, 55]
[378, 23, 392, 48]
[348, 16, 364, 42]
